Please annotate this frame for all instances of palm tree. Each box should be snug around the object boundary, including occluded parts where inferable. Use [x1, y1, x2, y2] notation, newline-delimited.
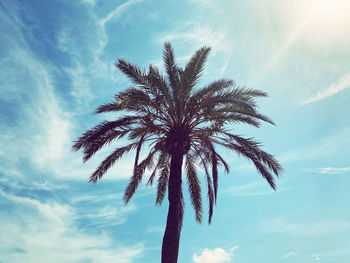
[73, 42, 282, 263]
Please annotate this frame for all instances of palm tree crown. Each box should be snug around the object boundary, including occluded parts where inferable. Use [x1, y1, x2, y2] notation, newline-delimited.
[73, 42, 282, 262]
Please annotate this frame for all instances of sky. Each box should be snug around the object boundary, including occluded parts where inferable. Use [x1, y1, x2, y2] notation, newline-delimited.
[0, 0, 350, 262]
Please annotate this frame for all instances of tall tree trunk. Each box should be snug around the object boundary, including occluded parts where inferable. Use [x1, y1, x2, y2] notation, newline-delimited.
[161, 151, 184, 263]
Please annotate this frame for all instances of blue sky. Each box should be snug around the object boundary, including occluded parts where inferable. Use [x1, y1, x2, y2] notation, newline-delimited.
[1, 0, 350, 262]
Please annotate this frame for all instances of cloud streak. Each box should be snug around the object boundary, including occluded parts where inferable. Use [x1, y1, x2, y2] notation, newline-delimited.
[223, 182, 279, 196]
[281, 251, 295, 259]
[279, 127, 350, 163]
[305, 167, 350, 174]
[157, 22, 227, 52]
[99, 0, 143, 27]
[261, 219, 350, 237]
[302, 72, 350, 104]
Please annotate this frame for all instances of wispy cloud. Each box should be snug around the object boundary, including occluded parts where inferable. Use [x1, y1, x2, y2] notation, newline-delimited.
[302, 72, 350, 104]
[82, 204, 137, 226]
[304, 167, 350, 174]
[279, 127, 350, 163]
[251, 20, 310, 85]
[223, 182, 279, 197]
[146, 225, 164, 234]
[0, 4, 135, 187]
[281, 251, 295, 259]
[0, 21, 73, 175]
[81, 0, 95, 5]
[99, 0, 143, 27]
[66, 60, 93, 105]
[311, 248, 350, 259]
[187, 0, 224, 14]
[261, 219, 350, 237]
[72, 192, 123, 203]
[97, 0, 143, 55]
[193, 245, 239, 263]
[219, 54, 231, 74]
[0, 190, 143, 263]
[157, 22, 227, 52]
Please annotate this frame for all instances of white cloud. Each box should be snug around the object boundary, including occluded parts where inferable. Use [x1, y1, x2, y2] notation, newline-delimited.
[261, 219, 350, 237]
[96, 0, 144, 60]
[99, 0, 143, 27]
[311, 248, 350, 259]
[146, 225, 164, 234]
[223, 181, 281, 196]
[279, 127, 350, 163]
[67, 60, 93, 104]
[81, 0, 95, 4]
[0, 23, 72, 175]
[305, 167, 350, 174]
[72, 192, 123, 203]
[0, 6, 138, 187]
[193, 246, 239, 263]
[14, 53, 78, 177]
[187, 0, 225, 15]
[281, 251, 295, 259]
[189, 0, 211, 3]
[0, 168, 66, 193]
[0, 190, 143, 263]
[302, 72, 350, 104]
[219, 55, 231, 74]
[157, 22, 227, 53]
[82, 204, 137, 226]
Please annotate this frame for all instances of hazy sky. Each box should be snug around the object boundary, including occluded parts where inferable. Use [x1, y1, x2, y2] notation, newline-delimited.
[1, 0, 350, 262]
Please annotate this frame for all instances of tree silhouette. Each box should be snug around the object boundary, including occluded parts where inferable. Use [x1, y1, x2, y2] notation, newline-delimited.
[73, 42, 282, 263]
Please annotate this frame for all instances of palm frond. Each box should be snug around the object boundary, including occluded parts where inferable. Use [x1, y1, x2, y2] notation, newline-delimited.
[81, 130, 125, 162]
[89, 142, 137, 183]
[225, 109, 275, 125]
[147, 150, 166, 186]
[193, 146, 214, 224]
[116, 59, 146, 86]
[235, 87, 268, 97]
[225, 133, 283, 177]
[216, 140, 277, 190]
[183, 46, 211, 92]
[163, 42, 179, 94]
[123, 144, 158, 204]
[156, 154, 170, 205]
[72, 116, 139, 161]
[185, 154, 202, 223]
[147, 65, 175, 118]
[210, 146, 219, 203]
[185, 79, 234, 125]
[117, 87, 173, 125]
[216, 152, 230, 174]
[134, 134, 146, 172]
[95, 102, 123, 114]
[123, 135, 146, 204]
[192, 79, 235, 102]
[204, 161, 214, 224]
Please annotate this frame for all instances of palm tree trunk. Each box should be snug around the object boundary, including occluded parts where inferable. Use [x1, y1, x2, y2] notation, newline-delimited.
[161, 151, 184, 263]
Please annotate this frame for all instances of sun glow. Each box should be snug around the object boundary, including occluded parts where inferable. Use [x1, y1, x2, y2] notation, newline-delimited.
[294, 0, 350, 40]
